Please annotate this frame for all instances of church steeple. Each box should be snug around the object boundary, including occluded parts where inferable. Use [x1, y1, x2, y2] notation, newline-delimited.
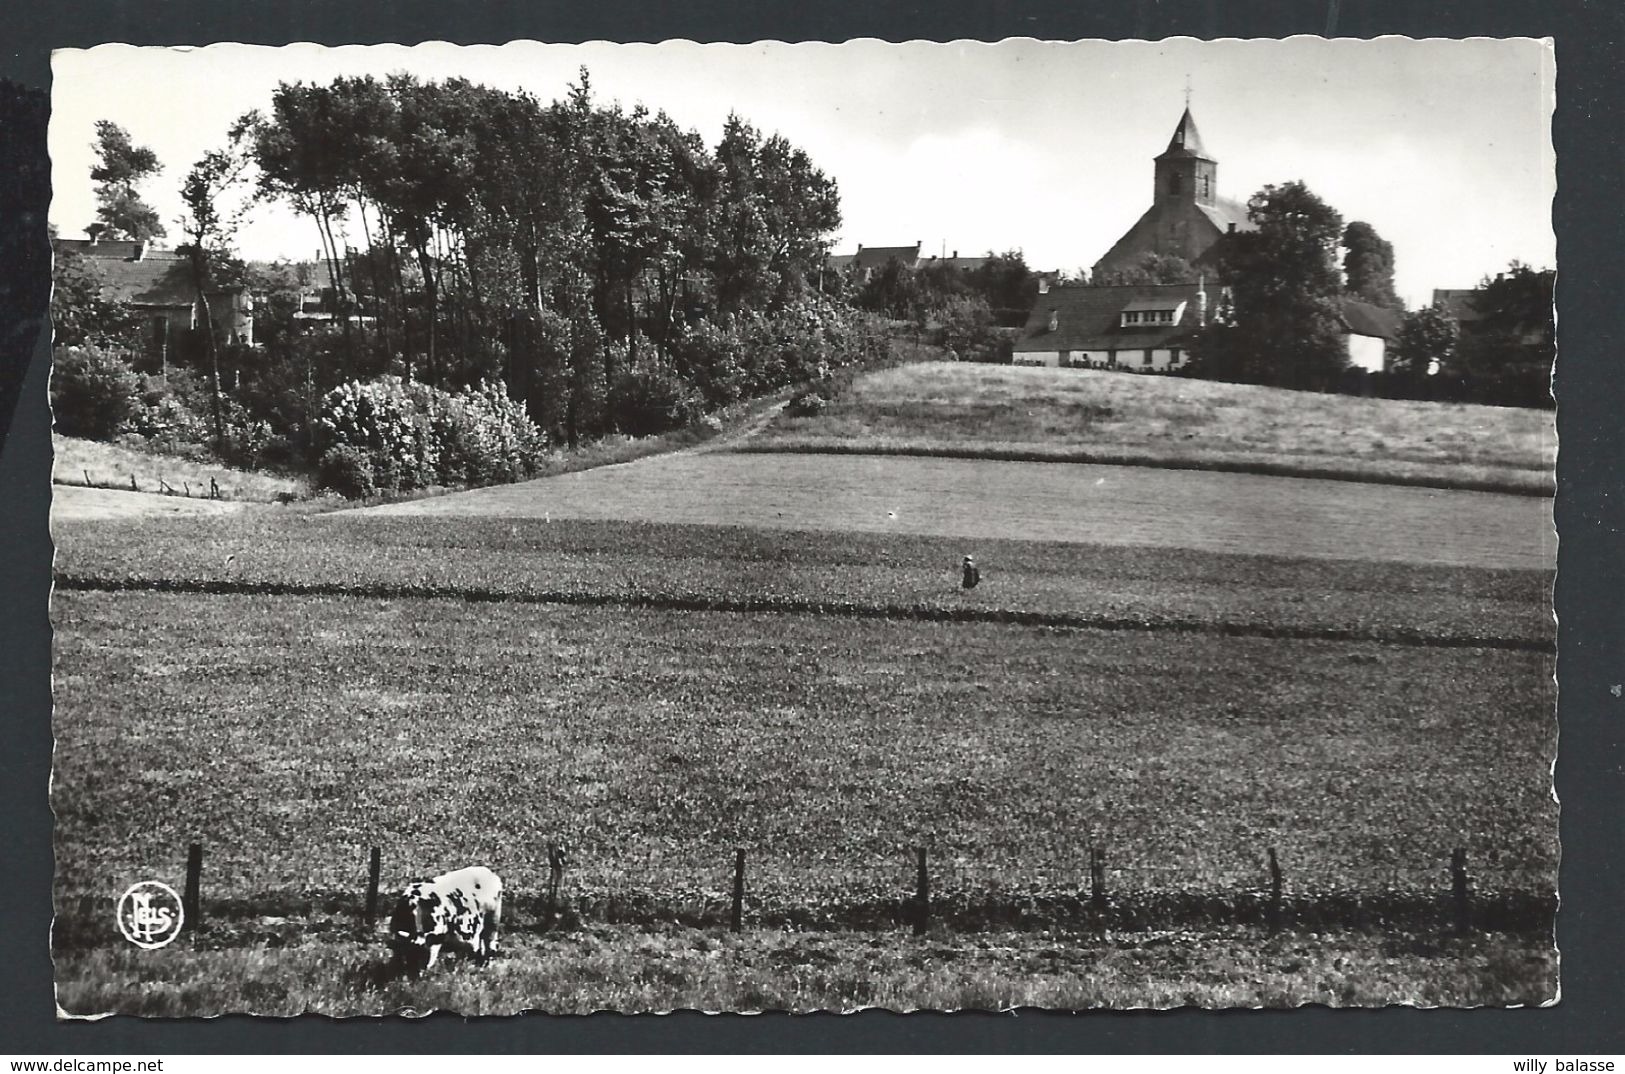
[1160, 107, 1210, 160]
[1153, 105, 1217, 208]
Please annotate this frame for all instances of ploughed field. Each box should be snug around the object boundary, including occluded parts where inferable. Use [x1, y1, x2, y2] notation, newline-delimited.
[748, 362, 1556, 494]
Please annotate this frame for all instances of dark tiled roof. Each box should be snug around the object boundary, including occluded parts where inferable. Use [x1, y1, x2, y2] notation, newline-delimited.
[54, 238, 243, 308]
[1337, 297, 1402, 340]
[826, 253, 857, 271]
[918, 254, 993, 272]
[852, 243, 921, 271]
[1013, 282, 1209, 353]
[55, 237, 150, 260]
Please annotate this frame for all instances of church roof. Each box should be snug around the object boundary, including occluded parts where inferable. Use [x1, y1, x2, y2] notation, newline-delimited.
[1156, 107, 1212, 161]
[1195, 195, 1257, 235]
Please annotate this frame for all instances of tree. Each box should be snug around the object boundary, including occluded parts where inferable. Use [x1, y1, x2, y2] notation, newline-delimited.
[1090, 252, 1197, 288]
[1206, 181, 1348, 390]
[1452, 261, 1554, 408]
[90, 121, 166, 241]
[1391, 303, 1459, 380]
[708, 114, 841, 314]
[1341, 221, 1401, 309]
[51, 243, 139, 349]
[177, 117, 256, 447]
[966, 250, 1038, 327]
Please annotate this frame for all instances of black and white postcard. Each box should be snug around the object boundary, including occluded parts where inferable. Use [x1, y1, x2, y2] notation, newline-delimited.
[43, 37, 1557, 1016]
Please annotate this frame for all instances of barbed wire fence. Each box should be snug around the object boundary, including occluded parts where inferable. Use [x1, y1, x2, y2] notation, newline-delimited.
[57, 836, 1557, 949]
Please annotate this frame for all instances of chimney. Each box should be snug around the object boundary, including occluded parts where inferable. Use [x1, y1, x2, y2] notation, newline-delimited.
[1227, 222, 1237, 234]
[952, 250, 958, 259]
[1047, 309, 1059, 333]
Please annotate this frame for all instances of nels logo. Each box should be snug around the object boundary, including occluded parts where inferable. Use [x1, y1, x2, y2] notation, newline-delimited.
[116, 881, 185, 949]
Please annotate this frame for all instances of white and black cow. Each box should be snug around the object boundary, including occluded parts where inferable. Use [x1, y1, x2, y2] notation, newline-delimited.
[388, 865, 503, 974]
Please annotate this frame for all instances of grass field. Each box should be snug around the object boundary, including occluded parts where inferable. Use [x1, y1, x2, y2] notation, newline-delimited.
[358, 451, 1554, 571]
[47, 383, 1560, 1011]
[51, 515, 1554, 646]
[52, 585, 1555, 903]
[52, 434, 309, 502]
[54, 925, 1558, 1015]
[749, 363, 1556, 494]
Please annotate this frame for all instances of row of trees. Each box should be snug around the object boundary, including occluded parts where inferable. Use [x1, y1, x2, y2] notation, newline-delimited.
[55, 72, 919, 482]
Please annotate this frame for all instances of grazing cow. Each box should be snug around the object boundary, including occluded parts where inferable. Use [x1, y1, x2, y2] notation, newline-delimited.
[961, 555, 981, 590]
[388, 865, 503, 974]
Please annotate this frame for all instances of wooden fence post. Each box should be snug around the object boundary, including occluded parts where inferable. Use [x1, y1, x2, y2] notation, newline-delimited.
[1451, 848, 1471, 935]
[363, 846, 382, 926]
[130, 474, 138, 492]
[183, 842, 203, 933]
[913, 846, 930, 937]
[83, 470, 92, 488]
[1267, 847, 1284, 934]
[731, 848, 746, 933]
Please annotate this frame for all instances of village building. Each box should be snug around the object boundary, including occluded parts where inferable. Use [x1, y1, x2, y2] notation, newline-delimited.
[827, 243, 995, 282]
[827, 242, 921, 282]
[54, 235, 254, 352]
[1091, 106, 1255, 280]
[1337, 298, 1402, 373]
[1013, 280, 1213, 371]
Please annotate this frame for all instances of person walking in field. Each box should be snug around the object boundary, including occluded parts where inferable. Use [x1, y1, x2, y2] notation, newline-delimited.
[961, 555, 981, 590]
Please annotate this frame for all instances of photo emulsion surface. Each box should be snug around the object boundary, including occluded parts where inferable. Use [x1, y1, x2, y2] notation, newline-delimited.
[46, 37, 1558, 1016]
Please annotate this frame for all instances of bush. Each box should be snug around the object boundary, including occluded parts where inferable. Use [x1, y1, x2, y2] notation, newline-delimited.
[318, 445, 377, 500]
[785, 390, 827, 418]
[610, 367, 704, 437]
[51, 344, 142, 440]
[317, 376, 547, 492]
[316, 376, 440, 491]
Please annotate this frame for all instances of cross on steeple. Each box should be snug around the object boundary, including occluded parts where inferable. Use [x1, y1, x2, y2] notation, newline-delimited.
[1184, 74, 1192, 108]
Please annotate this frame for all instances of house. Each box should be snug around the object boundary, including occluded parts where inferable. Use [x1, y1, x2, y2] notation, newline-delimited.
[1012, 280, 1217, 371]
[1430, 288, 1486, 333]
[826, 242, 923, 282]
[1091, 106, 1256, 280]
[55, 235, 254, 348]
[1337, 297, 1403, 373]
[916, 251, 993, 274]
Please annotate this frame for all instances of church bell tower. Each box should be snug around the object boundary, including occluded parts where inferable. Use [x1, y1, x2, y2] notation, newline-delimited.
[1154, 106, 1218, 209]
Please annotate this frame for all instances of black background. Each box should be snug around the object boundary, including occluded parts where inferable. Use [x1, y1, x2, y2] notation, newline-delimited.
[3, 0, 1620, 1054]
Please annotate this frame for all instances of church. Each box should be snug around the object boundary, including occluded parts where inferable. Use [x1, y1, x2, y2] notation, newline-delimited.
[1012, 104, 1401, 374]
[1090, 104, 1254, 280]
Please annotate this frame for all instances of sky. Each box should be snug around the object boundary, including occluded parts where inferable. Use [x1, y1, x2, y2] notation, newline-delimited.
[50, 38, 1555, 309]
